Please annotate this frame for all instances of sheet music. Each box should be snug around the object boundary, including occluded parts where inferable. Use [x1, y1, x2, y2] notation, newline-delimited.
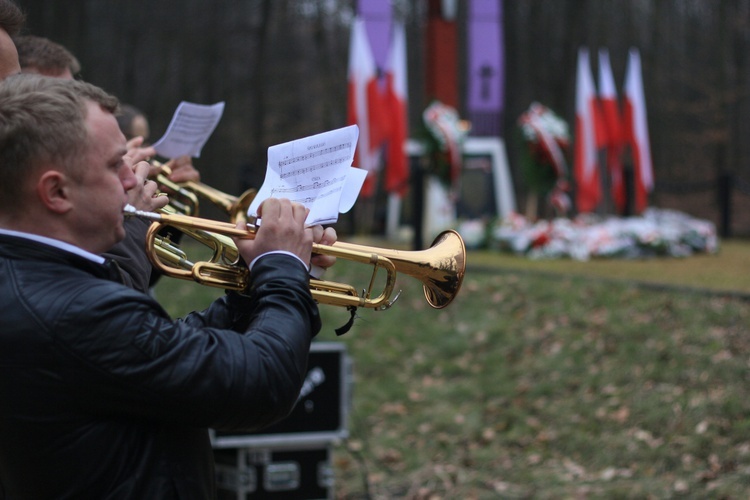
[248, 125, 366, 226]
[151, 101, 225, 159]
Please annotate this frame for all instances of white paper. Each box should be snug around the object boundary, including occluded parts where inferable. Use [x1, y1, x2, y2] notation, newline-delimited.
[151, 101, 225, 159]
[248, 125, 364, 226]
[339, 166, 368, 213]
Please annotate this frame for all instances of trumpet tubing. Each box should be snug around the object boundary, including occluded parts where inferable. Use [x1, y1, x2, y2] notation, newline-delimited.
[125, 206, 466, 310]
[151, 160, 256, 222]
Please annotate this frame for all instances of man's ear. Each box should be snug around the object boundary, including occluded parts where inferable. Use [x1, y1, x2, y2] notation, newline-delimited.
[37, 170, 73, 214]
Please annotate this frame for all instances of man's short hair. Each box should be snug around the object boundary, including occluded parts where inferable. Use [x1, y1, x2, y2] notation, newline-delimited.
[14, 35, 81, 77]
[0, 0, 24, 37]
[0, 74, 119, 212]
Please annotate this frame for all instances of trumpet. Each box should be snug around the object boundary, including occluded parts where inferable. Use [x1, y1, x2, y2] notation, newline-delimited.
[149, 162, 200, 216]
[124, 205, 466, 310]
[151, 160, 256, 222]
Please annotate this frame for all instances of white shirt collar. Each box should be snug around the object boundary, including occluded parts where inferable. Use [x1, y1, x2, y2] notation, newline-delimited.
[0, 228, 105, 264]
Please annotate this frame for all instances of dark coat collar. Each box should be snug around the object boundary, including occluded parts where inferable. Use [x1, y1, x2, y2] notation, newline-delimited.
[0, 233, 126, 283]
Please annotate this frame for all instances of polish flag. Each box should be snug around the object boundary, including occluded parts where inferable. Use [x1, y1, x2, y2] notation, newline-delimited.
[383, 21, 409, 196]
[623, 48, 654, 214]
[597, 49, 626, 213]
[574, 47, 601, 213]
[347, 16, 381, 196]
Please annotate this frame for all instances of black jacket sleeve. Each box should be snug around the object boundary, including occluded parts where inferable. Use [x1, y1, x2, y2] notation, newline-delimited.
[101, 217, 153, 293]
[43, 253, 321, 432]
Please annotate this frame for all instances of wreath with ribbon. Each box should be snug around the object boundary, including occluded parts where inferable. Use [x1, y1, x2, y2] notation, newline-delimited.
[517, 102, 571, 216]
[422, 100, 470, 190]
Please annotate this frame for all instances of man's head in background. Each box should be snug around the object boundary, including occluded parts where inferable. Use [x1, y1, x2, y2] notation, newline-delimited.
[14, 34, 80, 79]
[116, 103, 150, 142]
[0, 0, 24, 79]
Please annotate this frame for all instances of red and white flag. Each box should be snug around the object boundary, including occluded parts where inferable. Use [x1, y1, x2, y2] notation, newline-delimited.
[574, 47, 601, 213]
[383, 21, 409, 197]
[623, 47, 654, 214]
[597, 48, 626, 213]
[347, 16, 381, 197]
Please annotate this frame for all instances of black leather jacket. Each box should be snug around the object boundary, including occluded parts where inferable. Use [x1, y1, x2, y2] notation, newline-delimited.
[0, 234, 321, 499]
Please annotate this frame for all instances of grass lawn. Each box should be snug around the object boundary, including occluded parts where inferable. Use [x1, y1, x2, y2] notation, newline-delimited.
[469, 238, 750, 296]
[154, 237, 750, 498]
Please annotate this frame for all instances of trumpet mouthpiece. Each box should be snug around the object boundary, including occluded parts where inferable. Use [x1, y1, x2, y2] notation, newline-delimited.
[123, 205, 162, 221]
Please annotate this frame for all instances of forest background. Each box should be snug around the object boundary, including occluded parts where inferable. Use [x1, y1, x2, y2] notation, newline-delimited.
[16, 0, 750, 238]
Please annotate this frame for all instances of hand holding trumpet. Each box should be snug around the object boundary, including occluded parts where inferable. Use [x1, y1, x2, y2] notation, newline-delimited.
[123, 136, 200, 212]
[234, 198, 314, 269]
[310, 224, 338, 271]
[232, 198, 338, 272]
[160, 155, 201, 183]
[124, 156, 169, 212]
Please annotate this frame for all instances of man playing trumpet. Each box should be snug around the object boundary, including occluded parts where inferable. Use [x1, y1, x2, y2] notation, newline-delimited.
[0, 74, 334, 498]
[9, 29, 208, 292]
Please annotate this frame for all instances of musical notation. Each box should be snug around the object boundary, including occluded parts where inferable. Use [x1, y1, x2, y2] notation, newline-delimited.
[278, 143, 352, 168]
[247, 124, 365, 226]
[279, 157, 350, 179]
[151, 101, 225, 159]
[272, 176, 347, 195]
[288, 186, 343, 206]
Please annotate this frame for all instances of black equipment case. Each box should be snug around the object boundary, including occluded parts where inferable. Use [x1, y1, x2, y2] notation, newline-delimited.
[214, 442, 334, 500]
[211, 342, 352, 499]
